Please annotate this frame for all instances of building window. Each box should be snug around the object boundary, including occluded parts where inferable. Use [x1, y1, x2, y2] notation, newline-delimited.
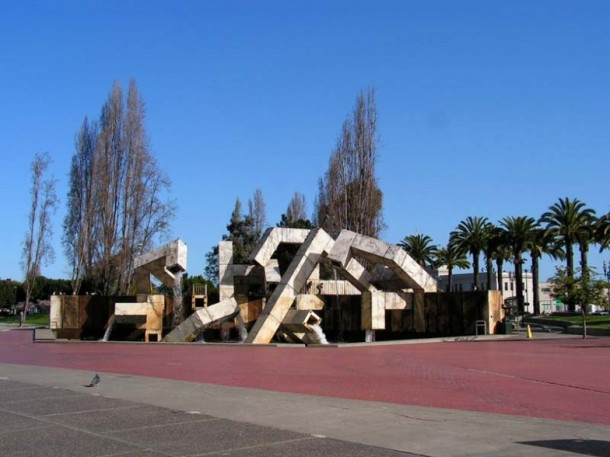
[504, 282, 508, 291]
[510, 282, 514, 291]
[459, 284, 463, 291]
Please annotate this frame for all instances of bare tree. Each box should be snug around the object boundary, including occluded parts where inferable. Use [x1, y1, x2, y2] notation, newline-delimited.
[64, 80, 175, 295]
[21, 152, 58, 324]
[248, 188, 267, 238]
[315, 88, 384, 238]
[63, 118, 97, 294]
[285, 191, 307, 224]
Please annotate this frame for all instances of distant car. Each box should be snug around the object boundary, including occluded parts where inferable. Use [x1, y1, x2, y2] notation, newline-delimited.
[599, 311, 610, 316]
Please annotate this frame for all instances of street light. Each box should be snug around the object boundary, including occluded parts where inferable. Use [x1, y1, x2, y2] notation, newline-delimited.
[603, 260, 610, 303]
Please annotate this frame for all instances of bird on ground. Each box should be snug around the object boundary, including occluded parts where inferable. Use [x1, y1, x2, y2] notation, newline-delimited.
[85, 374, 100, 387]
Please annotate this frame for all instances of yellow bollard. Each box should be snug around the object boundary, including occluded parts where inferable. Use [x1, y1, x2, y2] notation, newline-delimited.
[526, 324, 533, 339]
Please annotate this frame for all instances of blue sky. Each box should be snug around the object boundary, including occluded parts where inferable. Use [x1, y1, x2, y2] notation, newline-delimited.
[1, 1, 609, 283]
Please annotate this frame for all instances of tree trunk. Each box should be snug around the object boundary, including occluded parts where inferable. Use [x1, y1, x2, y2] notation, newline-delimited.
[496, 259, 504, 296]
[472, 251, 480, 291]
[486, 255, 493, 291]
[532, 256, 540, 315]
[447, 268, 453, 292]
[566, 241, 575, 312]
[515, 255, 524, 317]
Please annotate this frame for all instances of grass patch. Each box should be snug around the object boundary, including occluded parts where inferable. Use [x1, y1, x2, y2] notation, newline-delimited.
[0, 313, 49, 326]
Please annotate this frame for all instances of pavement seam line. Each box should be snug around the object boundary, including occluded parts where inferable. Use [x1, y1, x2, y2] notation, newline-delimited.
[37, 403, 147, 417]
[0, 392, 99, 405]
[185, 435, 321, 457]
[104, 417, 222, 434]
[24, 411, 157, 453]
[0, 403, 154, 454]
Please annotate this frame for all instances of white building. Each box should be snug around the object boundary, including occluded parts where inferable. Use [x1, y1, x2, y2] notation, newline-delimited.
[435, 268, 545, 314]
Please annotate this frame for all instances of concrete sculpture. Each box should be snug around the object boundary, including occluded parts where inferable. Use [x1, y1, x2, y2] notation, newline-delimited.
[51, 229, 504, 344]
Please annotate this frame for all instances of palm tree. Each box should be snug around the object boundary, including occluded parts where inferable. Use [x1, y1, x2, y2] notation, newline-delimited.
[485, 226, 512, 296]
[576, 214, 598, 285]
[483, 224, 504, 292]
[399, 234, 438, 270]
[500, 216, 538, 315]
[540, 197, 596, 310]
[450, 216, 489, 291]
[595, 212, 610, 252]
[435, 242, 470, 292]
[529, 228, 564, 315]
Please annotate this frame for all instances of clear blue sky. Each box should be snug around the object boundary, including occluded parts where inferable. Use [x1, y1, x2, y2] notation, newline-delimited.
[1, 1, 609, 283]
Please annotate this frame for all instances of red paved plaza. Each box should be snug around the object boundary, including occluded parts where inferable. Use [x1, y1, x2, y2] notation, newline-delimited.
[2, 330, 609, 426]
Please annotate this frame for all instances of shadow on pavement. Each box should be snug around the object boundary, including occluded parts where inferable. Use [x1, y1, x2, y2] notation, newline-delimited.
[519, 439, 610, 457]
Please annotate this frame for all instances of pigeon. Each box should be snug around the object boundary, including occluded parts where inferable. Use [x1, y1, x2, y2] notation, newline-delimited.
[85, 374, 100, 388]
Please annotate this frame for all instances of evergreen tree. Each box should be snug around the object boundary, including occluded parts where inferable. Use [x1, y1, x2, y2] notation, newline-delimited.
[204, 199, 259, 284]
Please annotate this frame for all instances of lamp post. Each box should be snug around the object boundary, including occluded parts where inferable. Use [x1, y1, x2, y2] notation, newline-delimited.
[524, 268, 529, 313]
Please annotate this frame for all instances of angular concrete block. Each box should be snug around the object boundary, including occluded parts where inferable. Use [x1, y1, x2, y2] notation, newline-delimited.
[342, 257, 374, 292]
[219, 285, 234, 301]
[370, 292, 387, 329]
[163, 298, 238, 342]
[351, 233, 389, 262]
[281, 309, 322, 331]
[265, 259, 281, 283]
[329, 230, 437, 293]
[282, 228, 311, 244]
[282, 229, 333, 292]
[133, 239, 187, 292]
[115, 302, 148, 316]
[50, 295, 62, 331]
[295, 294, 325, 310]
[250, 228, 281, 266]
[206, 298, 240, 325]
[361, 291, 385, 330]
[163, 312, 203, 343]
[327, 230, 358, 267]
[246, 311, 283, 344]
[218, 241, 234, 265]
[267, 294, 297, 323]
[385, 244, 408, 267]
[248, 227, 274, 265]
[249, 227, 310, 267]
[284, 255, 317, 291]
[397, 254, 438, 292]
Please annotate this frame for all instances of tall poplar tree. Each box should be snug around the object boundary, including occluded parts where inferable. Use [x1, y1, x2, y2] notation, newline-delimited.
[315, 88, 384, 238]
[63, 80, 175, 295]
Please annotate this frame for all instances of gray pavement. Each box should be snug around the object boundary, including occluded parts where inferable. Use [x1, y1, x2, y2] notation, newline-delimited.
[1, 362, 608, 457]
